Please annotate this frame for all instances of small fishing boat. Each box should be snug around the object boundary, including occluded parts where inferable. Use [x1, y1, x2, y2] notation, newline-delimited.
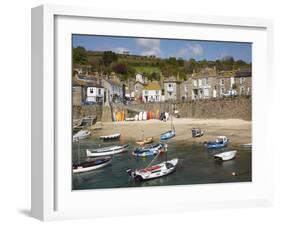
[160, 115, 176, 141]
[206, 136, 229, 149]
[73, 156, 112, 174]
[126, 158, 178, 181]
[73, 130, 91, 142]
[160, 130, 176, 141]
[191, 128, 204, 138]
[132, 143, 165, 157]
[136, 137, 153, 145]
[214, 150, 237, 161]
[86, 144, 129, 157]
[100, 133, 121, 141]
[241, 143, 252, 148]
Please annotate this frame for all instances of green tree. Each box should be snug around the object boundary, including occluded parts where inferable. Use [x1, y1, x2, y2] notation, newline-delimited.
[73, 46, 87, 65]
[102, 51, 118, 67]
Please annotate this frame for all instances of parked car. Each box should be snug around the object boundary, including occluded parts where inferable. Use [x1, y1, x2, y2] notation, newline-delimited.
[223, 90, 237, 97]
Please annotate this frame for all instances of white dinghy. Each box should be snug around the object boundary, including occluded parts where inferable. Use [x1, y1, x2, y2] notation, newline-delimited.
[213, 150, 237, 161]
[73, 130, 91, 142]
[86, 144, 129, 157]
[100, 133, 121, 141]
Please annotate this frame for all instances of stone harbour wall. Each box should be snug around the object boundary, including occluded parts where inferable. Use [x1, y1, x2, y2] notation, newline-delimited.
[129, 96, 252, 121]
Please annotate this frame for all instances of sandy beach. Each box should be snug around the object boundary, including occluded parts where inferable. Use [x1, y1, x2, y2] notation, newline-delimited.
[89, 118, 251, 145]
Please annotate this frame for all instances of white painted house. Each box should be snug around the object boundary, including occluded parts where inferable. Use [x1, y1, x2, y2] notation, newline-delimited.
[142, 83, 162, 103]
[85, 83, 104, 104]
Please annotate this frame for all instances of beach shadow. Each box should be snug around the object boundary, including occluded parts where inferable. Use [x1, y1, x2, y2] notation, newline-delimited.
[18, 209, 31, 217]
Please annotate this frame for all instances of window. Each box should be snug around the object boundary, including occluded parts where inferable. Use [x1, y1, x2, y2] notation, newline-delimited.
[206, 78, 209, 85]
[220, 79, 224, 85]
[145, 90, 148, 95]
[221, 88, 225, 95]
[89, 88, 94, 94]
[198, 79, 202, 86]
[98, 88, 101, 95]
[240, 77, 245, 85]
[193, 80, 197, 86]
[169, 84, 172, 88]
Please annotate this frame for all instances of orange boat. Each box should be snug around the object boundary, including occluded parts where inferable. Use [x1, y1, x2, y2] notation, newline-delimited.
[136, 137, 154, 145]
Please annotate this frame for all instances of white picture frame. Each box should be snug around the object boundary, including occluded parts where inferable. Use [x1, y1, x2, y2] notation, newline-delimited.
[31, 4, 274, 221]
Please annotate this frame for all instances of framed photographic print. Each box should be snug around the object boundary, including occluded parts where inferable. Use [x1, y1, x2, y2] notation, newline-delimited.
[31, 4, 274, 221]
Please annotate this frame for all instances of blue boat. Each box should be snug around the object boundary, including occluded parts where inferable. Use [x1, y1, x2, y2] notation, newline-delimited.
[206, 136, 229, 149]
[132, 143, 165, 157]
[160, 130, 176, 141]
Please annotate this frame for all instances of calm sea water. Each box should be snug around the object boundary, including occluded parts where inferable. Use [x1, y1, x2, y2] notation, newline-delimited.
[72, 137, 252, 190]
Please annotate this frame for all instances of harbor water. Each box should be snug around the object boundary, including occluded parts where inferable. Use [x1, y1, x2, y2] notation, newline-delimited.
[72, 137, 252, 190]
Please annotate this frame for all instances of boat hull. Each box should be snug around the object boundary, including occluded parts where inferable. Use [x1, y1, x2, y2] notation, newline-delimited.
[128, 159, 178, 181]
[136, 137, 154, 145]
[214, 150, 237, 161]
[100, 133, 121, 141]
[87, 145, 128, 157]
[73, 157, 112, 174]
[132, 144, 164, 157]
[73, 130, 91, 142]
[160, 131, 176, 141]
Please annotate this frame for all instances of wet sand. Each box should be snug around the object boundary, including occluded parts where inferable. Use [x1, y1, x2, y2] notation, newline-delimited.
[89, 118, 251, 145]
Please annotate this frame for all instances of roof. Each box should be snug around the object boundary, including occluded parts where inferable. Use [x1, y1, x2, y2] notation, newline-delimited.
[134, 80, 145, 85]
[72, 78, 103, 88]
[218, 70, 237, 78]
[163, 76, 181, 83]
[103, 79, 123, 87]
[143, 83, 161, 90]
[235, 68, 252, 77]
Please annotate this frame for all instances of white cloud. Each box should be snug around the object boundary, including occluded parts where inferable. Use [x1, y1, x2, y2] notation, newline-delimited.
[136, 38, 161, 56]
[187, 44, 203, 56]
[175, 43, 204, 58]
[111, 47, 131, 54]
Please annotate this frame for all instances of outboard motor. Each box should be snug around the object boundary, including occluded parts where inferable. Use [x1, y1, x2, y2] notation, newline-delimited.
[126, 169, 135, 178]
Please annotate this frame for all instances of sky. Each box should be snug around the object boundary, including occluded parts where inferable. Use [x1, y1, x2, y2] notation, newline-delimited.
[72, 35, 252, 63]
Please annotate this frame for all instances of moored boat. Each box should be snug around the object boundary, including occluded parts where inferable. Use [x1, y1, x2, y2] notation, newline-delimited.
[100, 133, 121, 141]
[73, 156, 112, 174]
[213, 150, 237, 161]
[191, 128, 204, 138]
[241, 143, 252, 148]
[73, 130, 91, 142]
[132, 143, 165, 157]
[136, 137, 153, 145]
[206, 136, 229, 149]
[126, 158, 178, 181]
[86, 144, 129, 157]
[160, 130, 176, 141]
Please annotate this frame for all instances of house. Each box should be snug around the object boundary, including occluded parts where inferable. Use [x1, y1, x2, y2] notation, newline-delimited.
[72, 80, 84, 106]
[163, 77, 181, 101]
[180, 80, 189, 101]
[134, 81, 145, 101]
[102, 79, 124, 103]
[85, 82, 104, 104]
[217, 70, 236, 97]
[188, 67, 218, 100]
[142, 83, 162, 103]
[135, 73, 145, 83]
[234, 68, 252, 95]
